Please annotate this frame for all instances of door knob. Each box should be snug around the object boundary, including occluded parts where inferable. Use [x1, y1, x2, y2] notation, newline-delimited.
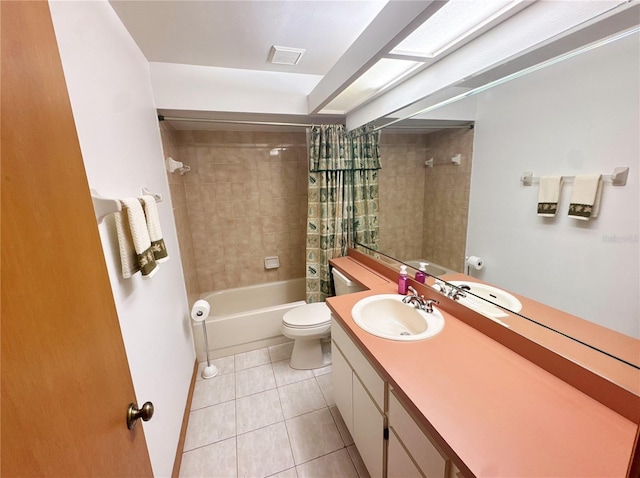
[127, 401, 154, 430]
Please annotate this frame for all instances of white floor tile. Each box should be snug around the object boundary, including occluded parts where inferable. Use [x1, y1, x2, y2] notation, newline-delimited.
[236, 389, 284, 435]
[268, 342, 294, 363]
[235, 348, 271, 371]
[315, 373, 334, 406]
[235, 363, 276, 398]
[197, 356, 235, 381]
[183, 350, 359, 478]
[191, 372, 235, 410]
[184, 401, 236, 451]
[286, 408, 344, 465]
[312, 363, 332, 377]
[237, 422, 295, 478]
[272, 359, 314, 387]
[179, 437, 237, 478]
[296, 448, 359, 478]
[266, 467, 298, 478]
[278, 378, 327, 419]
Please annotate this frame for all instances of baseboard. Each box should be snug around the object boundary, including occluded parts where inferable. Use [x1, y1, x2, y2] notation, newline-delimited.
[172, 359, 198, 478]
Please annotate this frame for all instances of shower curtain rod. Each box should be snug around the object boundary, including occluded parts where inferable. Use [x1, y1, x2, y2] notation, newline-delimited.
[157, 115, 316, 128]
[158, 115, 471, 131]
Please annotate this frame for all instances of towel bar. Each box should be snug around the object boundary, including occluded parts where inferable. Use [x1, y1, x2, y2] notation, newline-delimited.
[91, 188, 162, 223]
[520, 166, 629, 187]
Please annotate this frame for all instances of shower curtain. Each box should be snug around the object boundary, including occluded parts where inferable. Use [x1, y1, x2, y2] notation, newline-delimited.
[305, 124, 380, 303]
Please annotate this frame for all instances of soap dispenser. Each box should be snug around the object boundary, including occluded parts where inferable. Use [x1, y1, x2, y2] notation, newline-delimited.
[415, 262, 428, 284]
[398, 265, 409, 294]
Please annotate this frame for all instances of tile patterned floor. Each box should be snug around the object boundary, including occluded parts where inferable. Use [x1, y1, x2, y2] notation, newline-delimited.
[179, 343, 371, 478]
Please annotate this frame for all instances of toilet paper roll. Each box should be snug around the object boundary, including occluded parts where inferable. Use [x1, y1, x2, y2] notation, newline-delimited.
[466, 256, 485, 271]
[191, 299, 210, 322]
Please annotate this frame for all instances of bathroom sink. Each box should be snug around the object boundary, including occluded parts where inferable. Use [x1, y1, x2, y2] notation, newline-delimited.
[351, 294, 445, 341]
[446, 281, 523, 318]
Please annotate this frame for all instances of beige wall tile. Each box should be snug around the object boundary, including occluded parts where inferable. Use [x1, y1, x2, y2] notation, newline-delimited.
[164, 129, 309, 294]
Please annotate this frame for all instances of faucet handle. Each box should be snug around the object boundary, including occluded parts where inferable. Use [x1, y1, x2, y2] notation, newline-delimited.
[424, 299, 439, 314]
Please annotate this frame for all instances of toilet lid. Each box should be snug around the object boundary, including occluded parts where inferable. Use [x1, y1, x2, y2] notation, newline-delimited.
[283, 302, 331, 328]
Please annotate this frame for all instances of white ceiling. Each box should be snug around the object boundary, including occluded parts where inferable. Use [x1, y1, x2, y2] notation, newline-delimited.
[109, 0, 639, 131]
[109, 0, 389, 75]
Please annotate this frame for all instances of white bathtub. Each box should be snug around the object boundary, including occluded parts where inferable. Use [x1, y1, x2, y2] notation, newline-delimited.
[193, 278, 306, 361]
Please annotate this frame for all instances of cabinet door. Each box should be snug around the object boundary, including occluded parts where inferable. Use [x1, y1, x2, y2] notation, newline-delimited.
[388, 429, 423, 478]
[353, 375, 384, 478]
[331, 342, 354, 434]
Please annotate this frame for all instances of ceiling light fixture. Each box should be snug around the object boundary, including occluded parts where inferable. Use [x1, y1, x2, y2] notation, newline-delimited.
[320, 58, 423, 114]
[391, 0, 525, 59]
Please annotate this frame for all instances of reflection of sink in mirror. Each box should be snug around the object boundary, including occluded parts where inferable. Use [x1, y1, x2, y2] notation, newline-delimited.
[351, 294, 445, 341]
[404, 260, 455, 276]
[447, 281, 523, 319]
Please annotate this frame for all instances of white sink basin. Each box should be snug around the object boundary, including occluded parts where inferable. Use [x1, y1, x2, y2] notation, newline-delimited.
[351, 294, 445, 341]
[447, 281, 523, 319]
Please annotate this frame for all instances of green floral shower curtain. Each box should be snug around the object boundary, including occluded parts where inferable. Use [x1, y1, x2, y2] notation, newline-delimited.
[305, 124, 381, 303]
[349, 124, 381, 251]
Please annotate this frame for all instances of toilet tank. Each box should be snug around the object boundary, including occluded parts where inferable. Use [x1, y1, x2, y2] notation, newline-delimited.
[331, 268, 366, 296]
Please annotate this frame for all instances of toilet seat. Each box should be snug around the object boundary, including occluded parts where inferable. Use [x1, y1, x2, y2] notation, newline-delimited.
[283, 302, 331, 329]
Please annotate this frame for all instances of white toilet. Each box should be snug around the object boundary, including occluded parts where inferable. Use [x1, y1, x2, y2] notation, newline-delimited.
[282, 268, 365, 370]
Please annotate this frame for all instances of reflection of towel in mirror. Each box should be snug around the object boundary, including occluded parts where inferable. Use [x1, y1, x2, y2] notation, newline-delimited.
[115, 198, 158, 278]
[537, 176, 563, 217]
[568, 175, 603, 220]
[140, 195, 169, 263]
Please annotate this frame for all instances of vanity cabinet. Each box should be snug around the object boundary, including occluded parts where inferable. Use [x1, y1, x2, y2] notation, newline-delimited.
[331, 316, 461, 478]
[388, 389, 454, 478]
[331, 317, 385, 478]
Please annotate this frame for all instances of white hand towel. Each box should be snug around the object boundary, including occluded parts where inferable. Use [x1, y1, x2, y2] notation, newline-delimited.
[114, 208, 139, 279]
[537, 176, 563, 217]
[119, 198, 158, 277]
[568, 174, 603, 220]
[140, 195, 169, 263]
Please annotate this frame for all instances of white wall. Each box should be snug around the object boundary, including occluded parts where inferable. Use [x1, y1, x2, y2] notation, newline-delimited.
[150, 62, 321, 114]
[467, 32, 639, 338]
[49, 1, 196, 476]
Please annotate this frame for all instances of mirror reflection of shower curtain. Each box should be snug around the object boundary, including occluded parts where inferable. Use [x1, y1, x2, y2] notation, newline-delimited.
[349, 124, 381, 253]
[305, 124, 380, 303]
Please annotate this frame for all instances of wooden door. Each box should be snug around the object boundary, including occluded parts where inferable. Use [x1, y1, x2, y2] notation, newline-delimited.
[1, 2, 154, 476]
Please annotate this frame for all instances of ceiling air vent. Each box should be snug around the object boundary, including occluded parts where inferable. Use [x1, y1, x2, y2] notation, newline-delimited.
[269, 46, 305, 65]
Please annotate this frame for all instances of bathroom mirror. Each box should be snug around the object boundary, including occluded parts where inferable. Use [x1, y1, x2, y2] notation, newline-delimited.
[354, 28, 640, 371]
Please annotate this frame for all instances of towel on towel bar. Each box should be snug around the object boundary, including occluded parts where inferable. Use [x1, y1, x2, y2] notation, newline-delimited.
[115, 198, 158, 278]
[537, 176, 563, 217]
[140, 195, 169, 263]
[568, 174, 603, 220]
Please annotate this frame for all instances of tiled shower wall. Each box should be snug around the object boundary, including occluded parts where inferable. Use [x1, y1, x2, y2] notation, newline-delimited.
[378, 133, 428, 261]
[161, 127, 308, 294]
[160, 121, 200, 301]
[378, 128, 474, 273]
[422, 127, 474, 272]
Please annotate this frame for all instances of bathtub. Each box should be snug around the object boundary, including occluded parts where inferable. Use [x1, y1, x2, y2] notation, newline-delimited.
[193, 278, 306, 361]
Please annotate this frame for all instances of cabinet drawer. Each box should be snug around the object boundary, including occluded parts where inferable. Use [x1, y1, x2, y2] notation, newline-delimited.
[331, 316, 385, 411]
[389, 389, 448, 478]
[388, 428, 423, 478]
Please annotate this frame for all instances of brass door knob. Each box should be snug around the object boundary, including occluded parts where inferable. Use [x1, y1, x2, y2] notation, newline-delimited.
[127, 401, 154, 430]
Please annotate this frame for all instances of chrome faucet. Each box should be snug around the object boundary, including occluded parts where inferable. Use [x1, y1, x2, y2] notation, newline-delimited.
[433, 280, 470, 301]
[402, 286, 439, 313]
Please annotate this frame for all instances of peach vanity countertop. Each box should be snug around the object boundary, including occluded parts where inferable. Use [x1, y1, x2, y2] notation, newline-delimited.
[327, 256, 639, 477]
